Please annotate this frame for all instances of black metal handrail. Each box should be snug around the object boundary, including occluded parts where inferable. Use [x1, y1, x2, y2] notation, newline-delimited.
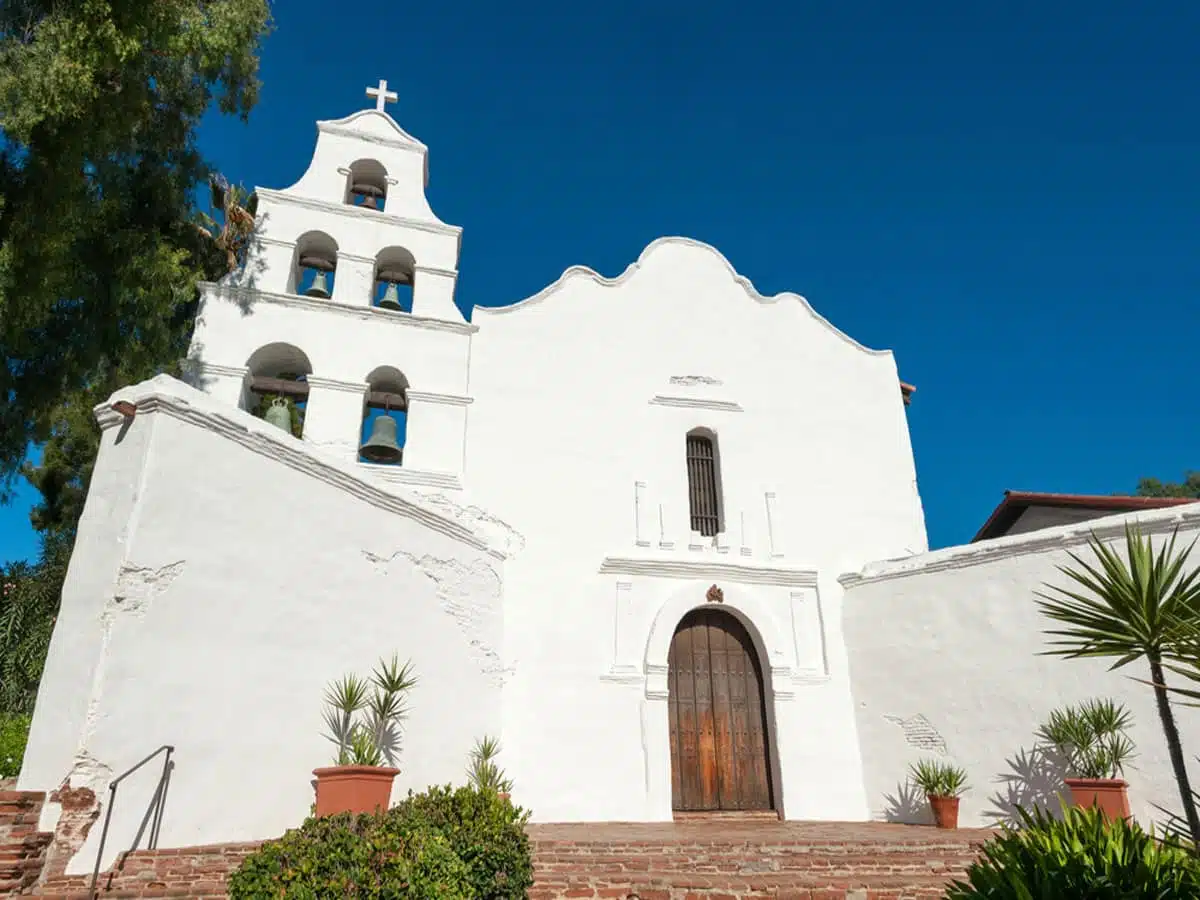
[88, 745, 174, 897]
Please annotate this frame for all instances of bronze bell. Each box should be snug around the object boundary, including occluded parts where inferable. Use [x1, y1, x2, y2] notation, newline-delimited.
[360, 414, 403, 464]
[376, 268, 410, 311]
[299, 254, 335, 299]
[264, 397, 292, 433]
[378, 281, 402, 310]
[352, 182, 385, 210]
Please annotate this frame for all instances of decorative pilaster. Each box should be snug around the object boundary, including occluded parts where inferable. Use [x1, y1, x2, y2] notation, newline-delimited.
[412, 266, 462, 322]
[634, 482, 651, 548]
[402, 389, 471, 473]
[183, 362, 248, 409]
[789, 587, 829, 679]
[331, 252, 376, 308]
[303, 376, 368, 462]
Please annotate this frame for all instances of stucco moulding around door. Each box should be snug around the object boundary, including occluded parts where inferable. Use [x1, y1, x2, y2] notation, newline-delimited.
[596, 558, 826, 696]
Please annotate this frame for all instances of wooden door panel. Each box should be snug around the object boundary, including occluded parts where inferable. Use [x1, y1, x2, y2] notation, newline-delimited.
[668, 608, 774, 812]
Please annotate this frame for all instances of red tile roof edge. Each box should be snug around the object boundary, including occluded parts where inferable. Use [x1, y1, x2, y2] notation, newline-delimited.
[972, 491, 1198, 542]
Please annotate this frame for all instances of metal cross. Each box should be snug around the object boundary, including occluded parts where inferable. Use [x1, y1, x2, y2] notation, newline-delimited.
[366, 79, 398, 112]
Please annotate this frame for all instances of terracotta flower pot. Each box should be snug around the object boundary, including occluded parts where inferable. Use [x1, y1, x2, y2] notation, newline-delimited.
[1064, 778, 1130, 820]
[928, 795, 960, 829]
[312, 765, 399, 817]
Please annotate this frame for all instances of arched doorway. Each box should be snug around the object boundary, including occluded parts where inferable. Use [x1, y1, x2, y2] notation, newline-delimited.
[668, 607, 774, 811]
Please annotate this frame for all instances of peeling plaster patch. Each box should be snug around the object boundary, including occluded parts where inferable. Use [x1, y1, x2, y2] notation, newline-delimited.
[108, 561, 186, 618]
[363, 550, 505, 685]
[884, 714, 948, 755]
[38, 751, 111, 881]
[419, 493, 525, 558]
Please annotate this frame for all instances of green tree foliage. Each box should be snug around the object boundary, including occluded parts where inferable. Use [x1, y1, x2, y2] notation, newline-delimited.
[0, 713, 31, 778]
[0, 0, 273, 512]
[945, 806, 1200, 899]
[0, 532, 70, 715]
[1137, 472, 1200, 499]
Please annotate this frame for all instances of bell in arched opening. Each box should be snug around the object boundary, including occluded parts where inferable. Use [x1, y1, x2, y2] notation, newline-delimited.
[360, 413, 403, 464]
[300, 253, 336, 299]
[351, 182, 386, 210]
[375, 268, 412, 311]
[264, 397, 292, 433]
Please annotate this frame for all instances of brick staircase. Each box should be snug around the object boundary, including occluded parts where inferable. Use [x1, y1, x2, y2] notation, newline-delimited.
[16, 818, 990, 899]
[527, 819, 992, 899]
[0, 791, 52, 896]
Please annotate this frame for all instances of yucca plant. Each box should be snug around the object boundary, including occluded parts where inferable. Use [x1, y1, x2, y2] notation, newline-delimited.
[908, 759, 969, 797]
[945, 805, 1200, 898]
[1037, 524, 1200, 843]
[322, 654, 417, 767]
[1037, 699, 1136, 779]
[467, 735, 513, 794]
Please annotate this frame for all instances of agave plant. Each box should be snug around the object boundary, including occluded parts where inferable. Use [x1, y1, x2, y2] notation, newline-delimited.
[908, 759, 969, 798]
[196, 174, 258, 274]
[945, 805, 1200, 898]
[322, 654, 417, 767]
[1036, 524, 1200, 843]
[1037, 699, 1136, 780]
[467, 735, 513, 794]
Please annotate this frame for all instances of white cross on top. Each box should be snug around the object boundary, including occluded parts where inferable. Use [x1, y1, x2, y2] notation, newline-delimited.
[366, 79, 398, 112]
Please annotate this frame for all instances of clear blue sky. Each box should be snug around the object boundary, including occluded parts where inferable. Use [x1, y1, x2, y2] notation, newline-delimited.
[3, 1, 1198, 563]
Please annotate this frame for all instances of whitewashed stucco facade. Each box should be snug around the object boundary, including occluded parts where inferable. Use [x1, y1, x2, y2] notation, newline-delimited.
[19, 96, 1200, 872]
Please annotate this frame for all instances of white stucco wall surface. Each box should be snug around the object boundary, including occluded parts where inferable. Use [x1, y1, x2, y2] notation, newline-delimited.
[843, 504, 1200, 829]
[19, 377, 503, 873]
[464, 237, 926, 823]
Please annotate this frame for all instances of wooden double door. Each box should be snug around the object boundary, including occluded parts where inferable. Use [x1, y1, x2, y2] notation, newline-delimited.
[667, 608, 774, 811]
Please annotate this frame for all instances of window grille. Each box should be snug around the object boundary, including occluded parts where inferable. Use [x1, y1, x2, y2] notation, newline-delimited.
[686, 434, 722, 536]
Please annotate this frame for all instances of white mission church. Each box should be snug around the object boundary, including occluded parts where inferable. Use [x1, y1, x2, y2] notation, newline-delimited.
[18, 82, 1200, 874]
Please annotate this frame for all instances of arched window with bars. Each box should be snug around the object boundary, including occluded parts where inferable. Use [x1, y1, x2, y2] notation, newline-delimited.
[686, 429, 724, 537]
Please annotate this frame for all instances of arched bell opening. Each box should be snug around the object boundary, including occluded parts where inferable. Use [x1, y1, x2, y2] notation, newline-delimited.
[359, 366, 409, 466]
[373, 246, 416, 313]
[244, 343, 312, 439]
[667, 606, 776, 813]
[293, 231, 339, 298]
[344, 159, 389, 212]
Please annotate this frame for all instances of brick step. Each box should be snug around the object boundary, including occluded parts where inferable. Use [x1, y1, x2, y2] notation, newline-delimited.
[535, 859, 974, 883]
[528, 872, 967, 899]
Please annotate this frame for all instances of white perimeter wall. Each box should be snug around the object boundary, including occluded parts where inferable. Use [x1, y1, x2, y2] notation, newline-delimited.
[464, 237, 927, 822]
[844, 503, 1200, 828]
[20, 377, 503, 873]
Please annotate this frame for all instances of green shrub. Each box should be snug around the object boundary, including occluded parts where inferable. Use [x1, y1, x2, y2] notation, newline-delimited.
[228, 785, 531, 900]
[0, 714, 31, 778]
[393, 784, 532, 900]
[228, 810, 471, 899]
[946, 805, 1200, 899]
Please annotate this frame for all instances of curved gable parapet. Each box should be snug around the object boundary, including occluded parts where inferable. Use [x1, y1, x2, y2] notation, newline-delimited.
[315, 110, 429, 156]
[472, 236, 891, 358]
[278, 110, 435, 217]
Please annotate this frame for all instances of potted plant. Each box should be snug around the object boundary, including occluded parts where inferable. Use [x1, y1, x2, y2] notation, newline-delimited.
[1037, 698, 1135, 820]
[467, 735, 513, 801]
[313, 653, 417, 817]
[909, 759, 969, 829]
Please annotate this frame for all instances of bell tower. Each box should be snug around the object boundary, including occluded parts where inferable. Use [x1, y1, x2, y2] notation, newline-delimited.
[187, 78, 474, 487]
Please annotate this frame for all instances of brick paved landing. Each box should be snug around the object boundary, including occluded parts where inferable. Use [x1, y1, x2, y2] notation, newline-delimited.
[527, 820, 994, 899]
[27, 819, 995, 899]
